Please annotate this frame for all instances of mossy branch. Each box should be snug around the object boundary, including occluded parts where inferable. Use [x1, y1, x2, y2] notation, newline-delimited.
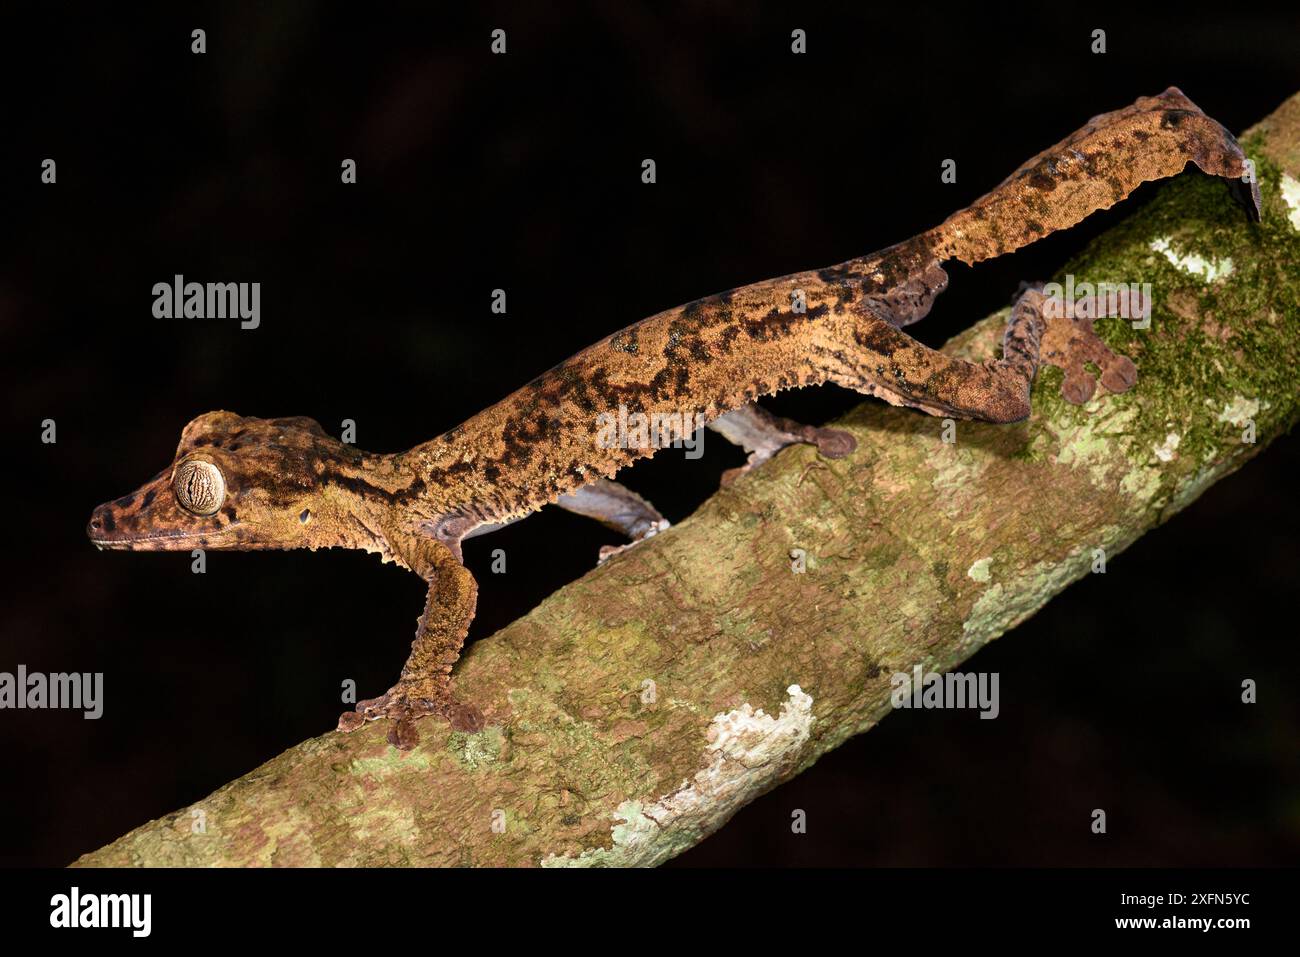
[75, 94, 1300, 867]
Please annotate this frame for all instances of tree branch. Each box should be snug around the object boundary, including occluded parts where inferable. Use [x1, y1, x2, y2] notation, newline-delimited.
[75, 93, 1300, 867]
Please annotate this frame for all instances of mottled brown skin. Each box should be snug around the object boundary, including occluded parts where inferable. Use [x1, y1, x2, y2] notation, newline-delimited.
[88, 88, 1259, 749]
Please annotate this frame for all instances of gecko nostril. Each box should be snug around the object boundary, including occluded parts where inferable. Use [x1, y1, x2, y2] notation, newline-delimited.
[299, 509, 311, 524]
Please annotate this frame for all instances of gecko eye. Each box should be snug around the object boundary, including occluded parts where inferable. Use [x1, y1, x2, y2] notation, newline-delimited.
[173, 459, 226, 516]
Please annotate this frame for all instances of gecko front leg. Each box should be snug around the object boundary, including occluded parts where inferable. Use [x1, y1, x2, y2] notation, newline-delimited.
[338, 531, 482, 749]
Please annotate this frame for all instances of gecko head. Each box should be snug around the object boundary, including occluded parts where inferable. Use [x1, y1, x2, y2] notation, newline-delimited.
[87, 411, 369, 552]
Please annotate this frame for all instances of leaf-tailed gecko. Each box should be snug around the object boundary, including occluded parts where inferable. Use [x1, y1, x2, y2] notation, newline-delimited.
[88, 89, 1259, 749]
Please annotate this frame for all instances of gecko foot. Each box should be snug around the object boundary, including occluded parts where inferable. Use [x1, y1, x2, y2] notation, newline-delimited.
[802, 424, 857, 459]
[337, 683, 484, 749]
[711, 404, 857, 487]
[1038, 285, 1141, 405]
[719, 423, 855, 486]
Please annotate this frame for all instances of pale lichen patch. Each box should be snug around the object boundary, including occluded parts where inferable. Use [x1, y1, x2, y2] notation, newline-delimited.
[966, 557, 993, 583]
[1280, 174, 1300, 231]
[348, 749, 437, 777]
[1153, 432, 1181, 463]
[541, 685, 814, 867]
[1216, 395, 1259, 428]
[1120, 465, 1161, 500]
[1045, 405, 1140, 489]
[450, 724, 505, 771]
[1149, 236, 1234, 282]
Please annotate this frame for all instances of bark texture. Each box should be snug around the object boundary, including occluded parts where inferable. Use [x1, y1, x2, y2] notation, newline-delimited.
[76, 95, 1300, 868]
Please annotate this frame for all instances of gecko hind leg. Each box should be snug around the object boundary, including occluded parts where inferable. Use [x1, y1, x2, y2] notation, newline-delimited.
[556, 477, 670, 564]
[708, 402, 857, 486]
[826, 285, 1047, 423]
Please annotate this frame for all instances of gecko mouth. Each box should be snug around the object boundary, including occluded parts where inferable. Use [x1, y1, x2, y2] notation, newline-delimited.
[88, 527, 240, 551]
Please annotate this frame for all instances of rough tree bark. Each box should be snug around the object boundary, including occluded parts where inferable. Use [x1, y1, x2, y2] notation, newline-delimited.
[76, 94, 1300, 867]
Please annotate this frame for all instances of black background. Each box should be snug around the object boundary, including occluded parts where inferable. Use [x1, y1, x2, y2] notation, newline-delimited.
[0, 3, 1296, 867]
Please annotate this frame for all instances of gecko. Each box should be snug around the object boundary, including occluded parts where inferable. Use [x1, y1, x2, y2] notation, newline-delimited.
[88, 89, 1260, 749]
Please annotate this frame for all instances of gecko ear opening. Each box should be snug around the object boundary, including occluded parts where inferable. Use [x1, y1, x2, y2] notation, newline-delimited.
[173, 459, 226, 515]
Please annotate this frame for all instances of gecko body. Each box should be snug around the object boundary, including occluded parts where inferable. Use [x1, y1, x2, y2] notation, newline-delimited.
[89, 89, 1259, 747]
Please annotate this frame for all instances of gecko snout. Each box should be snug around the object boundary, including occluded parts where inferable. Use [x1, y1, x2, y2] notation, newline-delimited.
[87, 505, 110, 536]
[87, 476, 186, 551]
[87, 502, 128, 548]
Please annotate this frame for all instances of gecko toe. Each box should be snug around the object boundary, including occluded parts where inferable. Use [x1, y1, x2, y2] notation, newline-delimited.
[443, 701, 485, 733]
[1061, 371, 1097, 405]
[812, 427, 857, 459]
[337, 711, 366, 733]
[388, 716, 420, 750]
[1100, 357, 1137, 393]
